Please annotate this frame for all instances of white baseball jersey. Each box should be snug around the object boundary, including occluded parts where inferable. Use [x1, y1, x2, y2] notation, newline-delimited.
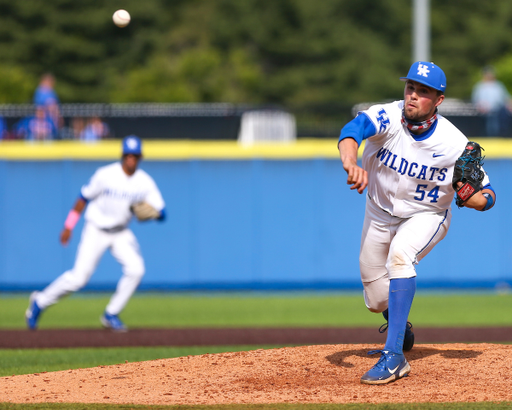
[81, 162, 165, 229]
[359, 100, 490, 218]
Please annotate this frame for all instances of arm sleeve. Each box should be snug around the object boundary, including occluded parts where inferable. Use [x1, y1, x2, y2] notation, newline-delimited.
[157, 208, 166, 221]
[80, 170, 103, 201]
[483, 183, 496, 196]
[144, 178, 165, 212]
[338, 113, 377, 146]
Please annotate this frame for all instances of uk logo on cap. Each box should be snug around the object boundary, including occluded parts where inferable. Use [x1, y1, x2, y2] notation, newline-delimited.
[126, 137, 138, 150]
[417, 63, 430, 77]
[122, 135, 142, 155]
[400, 61, 446, 93]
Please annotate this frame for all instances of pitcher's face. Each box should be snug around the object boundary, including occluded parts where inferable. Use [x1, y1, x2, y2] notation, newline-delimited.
[403, 80, 444, 122]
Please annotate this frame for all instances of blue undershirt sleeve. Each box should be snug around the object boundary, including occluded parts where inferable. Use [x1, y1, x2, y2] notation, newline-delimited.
[480, 183, 496, 211]
[338, 113, 377, 146]
[157, 208, 166, 221]
[483, 183, 495, 195]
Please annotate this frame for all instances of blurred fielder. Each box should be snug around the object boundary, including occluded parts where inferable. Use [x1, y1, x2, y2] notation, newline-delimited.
[26, 135, 166, 332]
[338, 61, 496, 384]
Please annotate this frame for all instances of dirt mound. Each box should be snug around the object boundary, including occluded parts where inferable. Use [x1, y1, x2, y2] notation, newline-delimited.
[2, 343, 512, 405]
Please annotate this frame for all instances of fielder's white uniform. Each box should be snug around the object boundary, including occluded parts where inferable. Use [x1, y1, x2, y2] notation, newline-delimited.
[35, 162, 165, 315]
[341, 100, 491, 313]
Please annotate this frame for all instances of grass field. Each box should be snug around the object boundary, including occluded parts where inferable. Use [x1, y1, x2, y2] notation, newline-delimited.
[3, 291, 512, 329]
[1, 291, 512, 409]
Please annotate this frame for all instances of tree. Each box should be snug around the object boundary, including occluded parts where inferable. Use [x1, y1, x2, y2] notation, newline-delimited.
[1, 0, 512, 110]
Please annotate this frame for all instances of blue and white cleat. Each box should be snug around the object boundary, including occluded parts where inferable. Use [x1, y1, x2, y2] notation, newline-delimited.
[360, 350, 411, 385]
[25, 291, 43, 330]
[100, 312, 128, 332]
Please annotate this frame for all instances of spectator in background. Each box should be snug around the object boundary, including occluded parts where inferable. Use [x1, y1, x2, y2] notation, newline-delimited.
[12, 116, 30, 140]
[33, 73, 62, 138]
[472, 66, 512, 136]
[79, 117, 110, 141]
[26, 107, 56, 140]
[72, 117, 85, 139]
[0, 116, 7, 139]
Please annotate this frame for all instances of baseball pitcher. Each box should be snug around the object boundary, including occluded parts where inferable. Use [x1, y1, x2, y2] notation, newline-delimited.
[25, 135, 166, 332]
[338, 62, 496, 384]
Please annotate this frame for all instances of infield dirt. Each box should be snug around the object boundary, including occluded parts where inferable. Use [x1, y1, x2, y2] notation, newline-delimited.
[2, 343, 512, 405]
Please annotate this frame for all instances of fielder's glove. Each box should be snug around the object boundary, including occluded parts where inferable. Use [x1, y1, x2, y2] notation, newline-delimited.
[130, 201, 161, 221]
[451, 141, 485, 208]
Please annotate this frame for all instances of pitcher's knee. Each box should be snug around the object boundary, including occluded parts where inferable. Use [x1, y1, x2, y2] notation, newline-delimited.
[366, 299, 388, 313]
[362, 274, 389, 313]
[363, 289, 388, 313]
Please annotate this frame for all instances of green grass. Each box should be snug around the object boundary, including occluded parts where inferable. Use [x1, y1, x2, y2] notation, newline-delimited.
[0, 345, 281, 377]
[2, 292, 512, 329]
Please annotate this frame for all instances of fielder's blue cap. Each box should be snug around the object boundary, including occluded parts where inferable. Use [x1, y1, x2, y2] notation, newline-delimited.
[122, 135, 142, 155]
[400, 61, 447, 93]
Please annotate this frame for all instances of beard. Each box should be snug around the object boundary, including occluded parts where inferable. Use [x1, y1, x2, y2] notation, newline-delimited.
[404, 105, 433, 123]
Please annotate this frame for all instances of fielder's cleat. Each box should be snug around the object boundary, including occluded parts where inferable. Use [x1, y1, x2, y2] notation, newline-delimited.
[101, 312, 128, 332]
[379, 309, 415, 352]
[25, 292, 43, 330]
[360, 350, 411, 385]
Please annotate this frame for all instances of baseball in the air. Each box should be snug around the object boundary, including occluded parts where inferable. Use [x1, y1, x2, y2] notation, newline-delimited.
[113, 9, 131, 27]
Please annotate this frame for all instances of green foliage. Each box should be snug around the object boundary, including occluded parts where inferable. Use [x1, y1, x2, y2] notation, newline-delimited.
[431, 0, 512, 98]
[111, 47, 263, 103]
[0, 64, 36, 102]
[0, 0, 176, 102]
[489, 55, 512, 94]
[1, 0, 512, 107]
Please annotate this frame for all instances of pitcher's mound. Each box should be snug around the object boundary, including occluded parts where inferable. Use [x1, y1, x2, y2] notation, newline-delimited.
[2, 343, 512, 405]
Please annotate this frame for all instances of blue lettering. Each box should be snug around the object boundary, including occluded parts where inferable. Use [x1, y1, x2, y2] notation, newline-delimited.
[383, 151, 393, 166]
[102, 188, 143, 202]
[437, 168, 447, 182]
[389, 154, 398, 171]
[376, 109, 390, 133]
[417, 165, 428, 180]
[398, 159, 409, 175]
[429, 167, 439, 180]
[374, 147, 447, 187]
[376, 147, 388, 161]
[408, 163, 418, 177]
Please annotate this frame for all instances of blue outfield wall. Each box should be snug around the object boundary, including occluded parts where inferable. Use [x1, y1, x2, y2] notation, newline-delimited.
[0, 158, 509, 292]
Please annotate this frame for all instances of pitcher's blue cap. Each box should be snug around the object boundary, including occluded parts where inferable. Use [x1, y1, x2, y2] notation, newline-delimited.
[122, 135, 142, 155]
[400, 61, 446, 93]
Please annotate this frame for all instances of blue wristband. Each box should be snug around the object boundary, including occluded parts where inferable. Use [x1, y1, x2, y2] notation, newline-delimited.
[482, 193, 494, 211]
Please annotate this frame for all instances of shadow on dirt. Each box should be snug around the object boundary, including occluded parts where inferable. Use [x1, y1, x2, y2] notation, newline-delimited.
[325, 346, 482, 368]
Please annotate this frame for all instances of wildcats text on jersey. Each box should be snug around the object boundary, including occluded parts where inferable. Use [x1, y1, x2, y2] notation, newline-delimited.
[375, 146, 448, 182]
[102, 188, 145, 202]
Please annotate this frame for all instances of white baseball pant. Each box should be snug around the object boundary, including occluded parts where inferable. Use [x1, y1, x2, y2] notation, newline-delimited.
[360, 196, 451, 313]
[36, 222, 145, 315]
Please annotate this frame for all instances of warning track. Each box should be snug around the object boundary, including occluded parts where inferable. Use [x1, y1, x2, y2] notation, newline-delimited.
[1, 326, 512, 348]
